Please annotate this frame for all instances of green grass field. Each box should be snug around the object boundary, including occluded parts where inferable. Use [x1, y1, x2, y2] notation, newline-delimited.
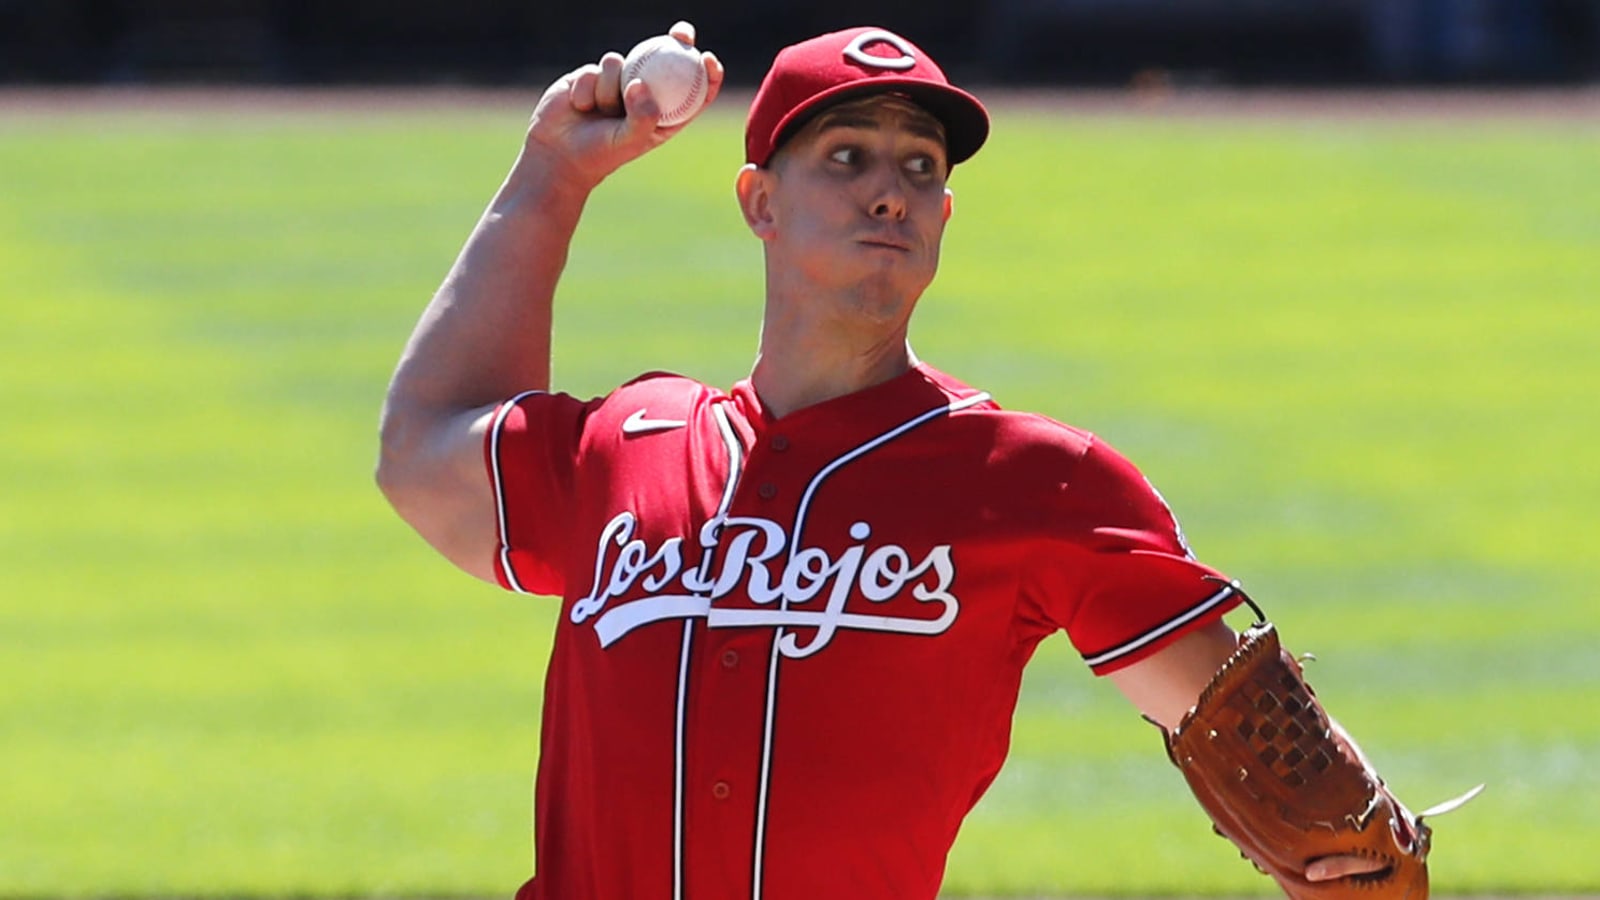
[2, 91, 1597, 897]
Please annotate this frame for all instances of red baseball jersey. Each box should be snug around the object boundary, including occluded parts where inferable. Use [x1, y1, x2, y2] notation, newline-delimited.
[486, 362, 1241, 900]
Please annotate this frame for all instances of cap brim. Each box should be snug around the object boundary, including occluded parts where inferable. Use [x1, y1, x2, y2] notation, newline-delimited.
[766, 79, 990, 167]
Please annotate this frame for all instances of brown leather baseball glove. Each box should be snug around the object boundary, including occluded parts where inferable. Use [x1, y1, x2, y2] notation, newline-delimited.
[1164, 619, 1476, 900]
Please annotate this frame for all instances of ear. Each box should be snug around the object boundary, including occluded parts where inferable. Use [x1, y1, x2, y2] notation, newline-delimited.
[736, 163, 778, 240]
[942, 188, 954, 224]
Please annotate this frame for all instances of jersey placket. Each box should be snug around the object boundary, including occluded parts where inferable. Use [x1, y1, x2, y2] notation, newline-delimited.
[681, 423, 804, 900]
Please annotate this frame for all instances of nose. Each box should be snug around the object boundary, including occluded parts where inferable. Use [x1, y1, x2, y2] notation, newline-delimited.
[867, 166, 908, 221]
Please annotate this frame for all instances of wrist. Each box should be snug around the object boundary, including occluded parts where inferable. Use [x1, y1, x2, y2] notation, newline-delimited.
[495, 146, 595, 221]
[511, 136, 609, 198]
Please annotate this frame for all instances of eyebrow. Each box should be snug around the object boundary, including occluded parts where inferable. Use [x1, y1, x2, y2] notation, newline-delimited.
[813, 108, 947, 146]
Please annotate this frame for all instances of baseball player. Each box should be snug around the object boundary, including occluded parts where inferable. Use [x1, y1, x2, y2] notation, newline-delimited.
[378, 21, 1434, 900]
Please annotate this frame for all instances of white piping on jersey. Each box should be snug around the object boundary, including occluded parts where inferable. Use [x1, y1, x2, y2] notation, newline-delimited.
[673, 616, 693, 900]
[750, 389, 990, 900]
[674, 402, 744, 900]
[489, 390, 546, 594]
[778, 391, 991, 656]
[1080, 580, 1239, 669]
[490, 392, 741, 900]
[492, 388, 991, 899]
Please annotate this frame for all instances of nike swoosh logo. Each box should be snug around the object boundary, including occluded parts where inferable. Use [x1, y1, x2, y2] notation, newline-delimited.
[622, 408, 688, 435]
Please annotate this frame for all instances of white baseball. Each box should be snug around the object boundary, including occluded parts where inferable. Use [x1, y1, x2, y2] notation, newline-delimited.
[621, 34, 710, 128]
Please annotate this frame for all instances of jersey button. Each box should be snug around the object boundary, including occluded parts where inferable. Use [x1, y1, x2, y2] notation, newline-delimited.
[771, 435, 790, 452]
[720, 649, 739, 669]
[757, 482, 777, 500]
[712, 780, 732, 800]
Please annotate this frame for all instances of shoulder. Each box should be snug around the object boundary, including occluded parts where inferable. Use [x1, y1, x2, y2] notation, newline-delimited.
[603, 371, 720, 416]
[573, 372, 730, 458]
[922, 364, 1096, 468]
[925, 368, 1150, 495]
[492, 371, 721, 449]
[543, 370, 724, 432]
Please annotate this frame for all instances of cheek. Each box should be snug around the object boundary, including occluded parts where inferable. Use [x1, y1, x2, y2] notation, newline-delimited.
[919, 196, 951, 241]
[776, 197, 851, 241]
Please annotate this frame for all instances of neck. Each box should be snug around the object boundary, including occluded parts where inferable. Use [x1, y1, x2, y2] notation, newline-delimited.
[749, 314, 918, 420]
[749, 252, 932, 418]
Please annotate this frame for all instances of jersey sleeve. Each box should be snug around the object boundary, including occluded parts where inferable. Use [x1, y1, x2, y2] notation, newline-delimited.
[1025, 435, 1243, 675]
[484, 389, 590, 596]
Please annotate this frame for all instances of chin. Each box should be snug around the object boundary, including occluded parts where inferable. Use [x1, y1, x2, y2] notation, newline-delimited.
[845, 276, 926, 324]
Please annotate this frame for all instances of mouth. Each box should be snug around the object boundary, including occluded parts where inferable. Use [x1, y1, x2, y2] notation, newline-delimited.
[857, 236, 912, 252]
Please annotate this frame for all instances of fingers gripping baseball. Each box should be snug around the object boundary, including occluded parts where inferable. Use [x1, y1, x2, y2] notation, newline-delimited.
[526, 21, 722, 189]
[568, 54, 627, 119]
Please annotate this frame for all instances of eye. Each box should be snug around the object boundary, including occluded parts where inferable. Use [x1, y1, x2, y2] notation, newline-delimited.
[905, 155, 934, 175]
[828, 146, 859, 166]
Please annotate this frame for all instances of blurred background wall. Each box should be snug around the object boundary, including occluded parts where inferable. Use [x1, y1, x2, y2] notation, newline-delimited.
[2, 0, 1598, 86]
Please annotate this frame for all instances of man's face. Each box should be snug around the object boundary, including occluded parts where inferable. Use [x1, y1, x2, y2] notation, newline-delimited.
[741, 94, 954, 322]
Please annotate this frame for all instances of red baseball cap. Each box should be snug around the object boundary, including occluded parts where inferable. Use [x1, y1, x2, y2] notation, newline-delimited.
[744, 26, 990, 168]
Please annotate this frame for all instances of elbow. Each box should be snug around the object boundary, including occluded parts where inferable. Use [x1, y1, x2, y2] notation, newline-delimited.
[373, 398, 485, 522]
[373, 451, 407, 511]
[374, 404, 422, 511]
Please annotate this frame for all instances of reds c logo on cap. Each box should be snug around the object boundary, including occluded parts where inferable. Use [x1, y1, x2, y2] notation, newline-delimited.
[842, 29, 917, 71]
[744, 25, 992, 167]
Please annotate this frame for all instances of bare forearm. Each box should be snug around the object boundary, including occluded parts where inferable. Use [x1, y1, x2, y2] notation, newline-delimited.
[382, 24, 721, 434]
[387, 148, 591, 420]
[1108, 620, 1239, 729]
[373, 26, 722, 575]
[373, 149, 592, 576]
